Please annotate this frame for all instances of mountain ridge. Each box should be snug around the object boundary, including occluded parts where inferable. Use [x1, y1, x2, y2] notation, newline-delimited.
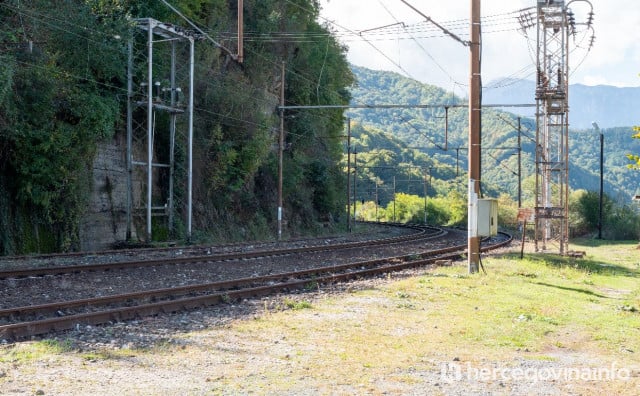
[347, 65, 640, 202]
[483, 78, 640, 129]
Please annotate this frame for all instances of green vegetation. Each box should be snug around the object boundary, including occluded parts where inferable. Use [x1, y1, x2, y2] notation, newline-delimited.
[0, 0, 353, 254]
[349, 66, 640, 204]
[347, 66, 640, 239]
[0, 0, 124, 253]
[346, 118, 640, 238]
[283, 298, 313, 310]
[0, 339, 73, 364]
[1, 2, 638, 254]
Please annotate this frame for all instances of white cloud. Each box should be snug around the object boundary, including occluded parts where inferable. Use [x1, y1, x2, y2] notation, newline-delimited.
[319, 0, 640, 88]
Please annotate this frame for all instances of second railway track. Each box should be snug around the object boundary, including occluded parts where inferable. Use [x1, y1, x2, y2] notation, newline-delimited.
[0, 225, 511, 340]
[0, 223, 439, 279]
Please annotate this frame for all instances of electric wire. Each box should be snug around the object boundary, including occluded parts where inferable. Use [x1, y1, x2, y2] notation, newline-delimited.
[0, 1, 593, 163]
[283, 0, 417, 81]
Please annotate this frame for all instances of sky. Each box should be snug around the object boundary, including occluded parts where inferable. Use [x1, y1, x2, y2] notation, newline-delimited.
[317, 0, 640, 92]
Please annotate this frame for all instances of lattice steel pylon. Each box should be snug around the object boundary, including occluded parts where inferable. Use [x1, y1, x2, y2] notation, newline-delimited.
[534, 0, 570, 254]
[127, 18, 197, 243]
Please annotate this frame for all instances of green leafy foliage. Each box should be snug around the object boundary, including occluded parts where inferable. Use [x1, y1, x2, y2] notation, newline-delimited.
[187, 0, 352, 236]
[0, 0, 355, 253]
[347, 67, 640, 239]
[0, 0, 124, 252]
[349, 66, 640, 204]
[571, 189, 640, 239]
[626, 126, 640, 169]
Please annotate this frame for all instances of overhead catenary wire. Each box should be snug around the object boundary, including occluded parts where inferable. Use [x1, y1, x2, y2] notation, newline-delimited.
[399, 0, 470, 46]
[377, 0, 464, 88]
[159, 0, 237, 60]
[0, 0, 544, 156]
[0, 0, 448, 158]
[283, 0, 418, 81]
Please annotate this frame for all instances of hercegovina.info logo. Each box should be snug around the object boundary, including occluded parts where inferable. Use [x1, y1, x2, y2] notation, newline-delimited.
[440, 362, 632, 383]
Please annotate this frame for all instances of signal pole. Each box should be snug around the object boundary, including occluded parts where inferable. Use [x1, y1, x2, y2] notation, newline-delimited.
[468, 0, 481, 273]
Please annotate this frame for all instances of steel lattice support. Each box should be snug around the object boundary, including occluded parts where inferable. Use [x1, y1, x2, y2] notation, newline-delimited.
[534, 1, 570, 254]
[126, 18, 196, 243]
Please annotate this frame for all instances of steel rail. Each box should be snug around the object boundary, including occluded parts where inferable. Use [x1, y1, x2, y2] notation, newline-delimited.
[0, 224, 442, 280]
[0, 222, 425, 262]
[0, 232, 511, 340]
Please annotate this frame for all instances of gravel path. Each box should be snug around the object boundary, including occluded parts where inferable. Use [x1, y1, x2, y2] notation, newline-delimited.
[2, 268, 629, 396]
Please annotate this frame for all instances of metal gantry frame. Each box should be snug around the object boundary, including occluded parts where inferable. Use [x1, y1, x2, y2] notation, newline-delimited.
[127, 18, 196, 243]
[534, 0, 570, 254]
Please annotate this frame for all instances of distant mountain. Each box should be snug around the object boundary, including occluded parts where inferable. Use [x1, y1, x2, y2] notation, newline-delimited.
[347, 66, 640, 202]
[483, 79, 640, 129]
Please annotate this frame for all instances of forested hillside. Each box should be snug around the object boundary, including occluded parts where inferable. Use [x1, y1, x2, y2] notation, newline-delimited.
[347, 66, 640, 204]
[0, 0, 353, 254]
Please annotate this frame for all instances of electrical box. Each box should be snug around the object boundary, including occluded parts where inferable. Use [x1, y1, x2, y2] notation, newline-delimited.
[477, 199, 498, 236]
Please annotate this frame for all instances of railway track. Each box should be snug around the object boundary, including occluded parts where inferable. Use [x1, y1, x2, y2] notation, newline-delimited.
[0, 226, 511, 340]
[0, 223, 438, 279]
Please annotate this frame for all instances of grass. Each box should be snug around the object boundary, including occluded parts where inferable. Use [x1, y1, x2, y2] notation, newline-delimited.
[283, 298, 313, 310]
[0, 339, 74, 364]
[215, 240, 640, 393]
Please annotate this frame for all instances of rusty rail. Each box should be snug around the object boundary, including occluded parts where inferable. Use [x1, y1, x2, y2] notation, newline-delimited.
[0, 224, 441, 279]
[0, 231, 511, 340]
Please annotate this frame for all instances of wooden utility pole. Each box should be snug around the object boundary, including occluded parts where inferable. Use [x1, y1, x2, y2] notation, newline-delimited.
[468, 0, 481, 273]
[346, 118, 352, 232]
[517, 116, 522, 208]
[278, 61, 285, 240]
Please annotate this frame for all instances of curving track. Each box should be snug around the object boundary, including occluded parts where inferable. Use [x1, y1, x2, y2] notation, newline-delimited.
[0, 223, 436, 279]
[0, 224, 511, 340]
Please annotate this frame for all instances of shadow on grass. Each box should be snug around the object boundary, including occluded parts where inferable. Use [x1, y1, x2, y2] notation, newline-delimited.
[500, 252, 638, 278]
[570, 238, 639, 249]
[532, 282, 610, 298]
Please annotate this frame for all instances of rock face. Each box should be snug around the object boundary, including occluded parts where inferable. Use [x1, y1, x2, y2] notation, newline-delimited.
[79, 135, 131, 251]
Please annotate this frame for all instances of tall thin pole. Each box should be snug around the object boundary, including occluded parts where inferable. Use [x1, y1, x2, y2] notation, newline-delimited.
[353, 147, 357, 224]
[237, 0, 244, 63]
[187, 36, 195, 242]
[168, 41, 176, 236]
[146, 19, 154, 243]
[393, 175, 396, 222]
[375, 182, 379, 221]
[517, 117, 522, 208]
[346, 119, 351, 232]
[126, 39, 133, 241]
[423, 169, 428, 224]
[444, 106, 449, 151]
[598, 131, 603, 239]
[468, 0, 481, 273]
[278, 61, 285, 240]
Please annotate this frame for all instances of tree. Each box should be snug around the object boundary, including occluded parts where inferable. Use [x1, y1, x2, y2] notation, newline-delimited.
[0, 0, 124, 252]
[0, 0, 355, 252]
[626, 126, 640, 169]
[574, 190, 613, 236]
